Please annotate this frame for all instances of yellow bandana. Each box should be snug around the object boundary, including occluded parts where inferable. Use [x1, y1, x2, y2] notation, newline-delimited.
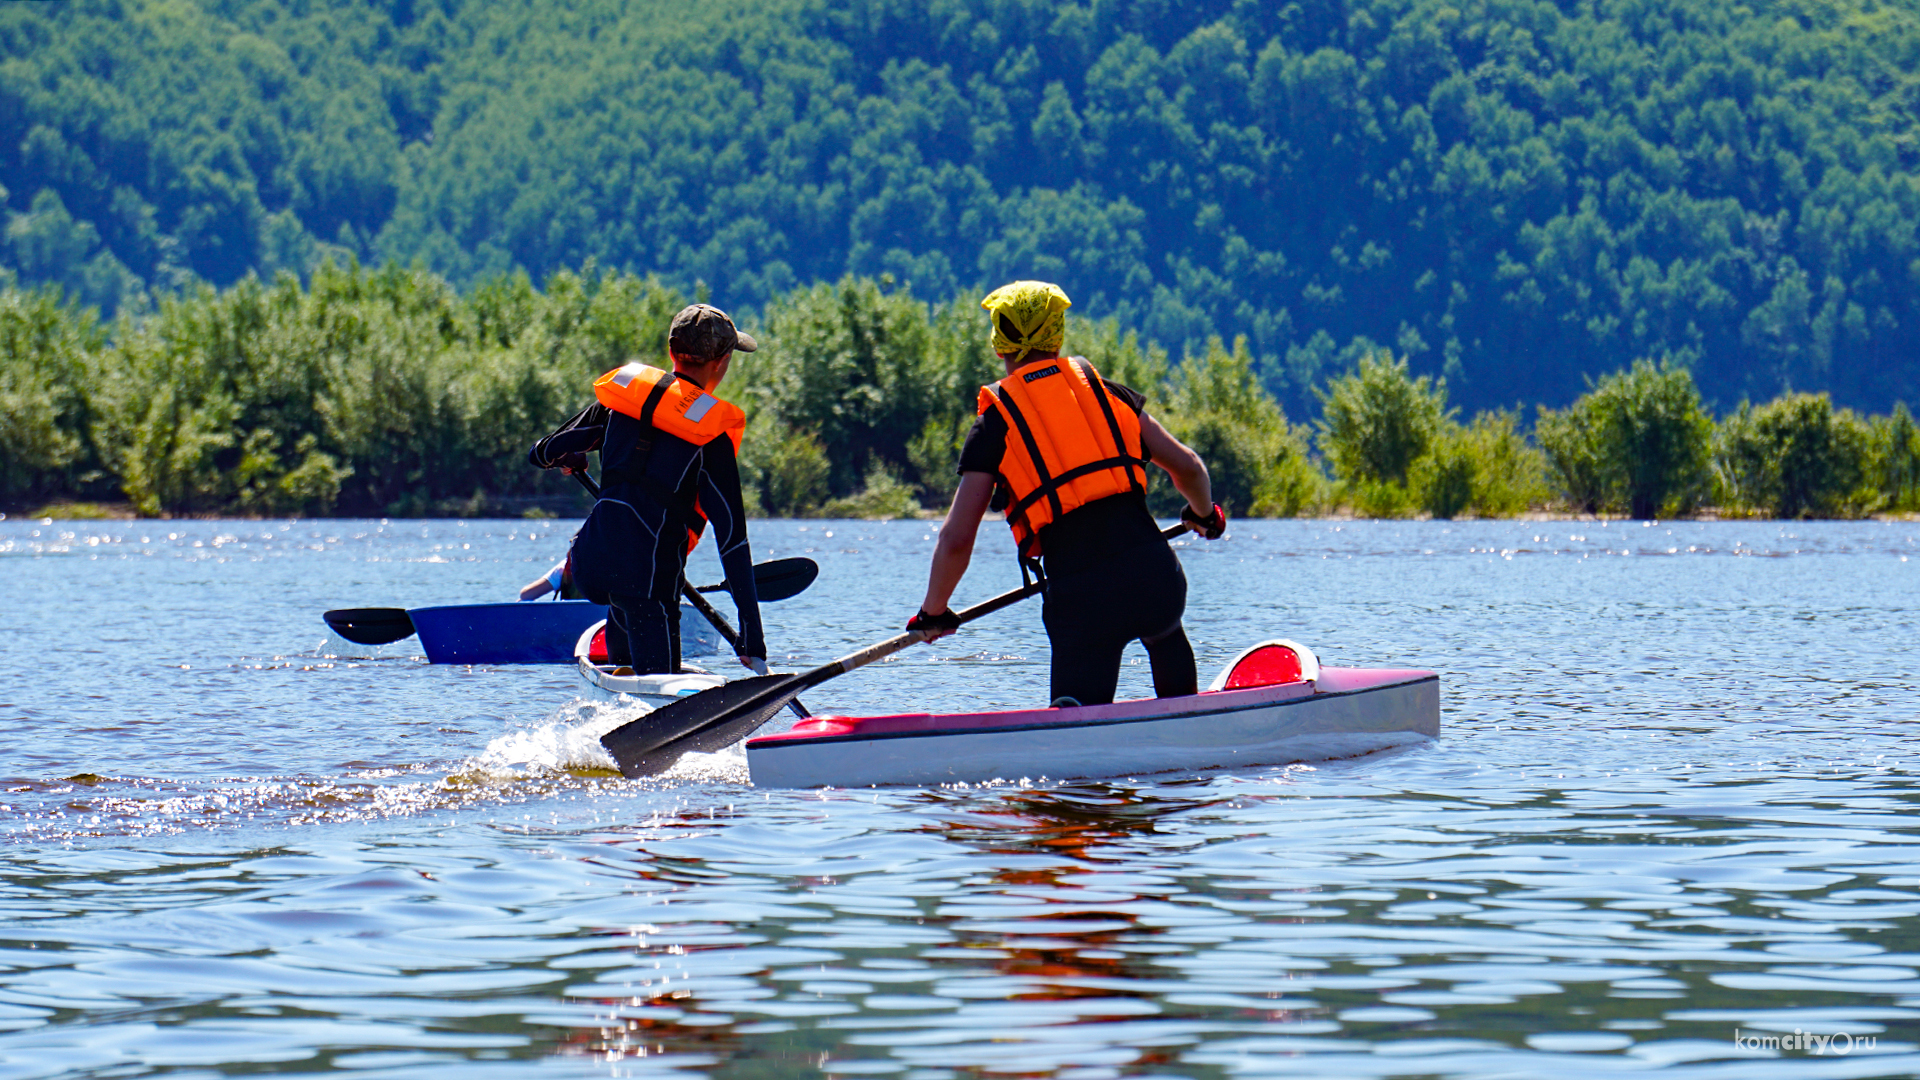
[982, 281, 1071, 362]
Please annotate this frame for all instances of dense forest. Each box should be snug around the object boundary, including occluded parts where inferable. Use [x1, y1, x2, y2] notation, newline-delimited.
[3, 0, 1918, 420]
[2, 265, 1915, 520]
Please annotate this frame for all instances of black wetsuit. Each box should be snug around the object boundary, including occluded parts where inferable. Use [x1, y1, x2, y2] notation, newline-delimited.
[530, 398, 764, 673]
[957, 377, 1196, 705]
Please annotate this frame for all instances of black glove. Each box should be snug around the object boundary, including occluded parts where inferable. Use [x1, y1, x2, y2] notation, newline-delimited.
[906, 608, 961, 639]
[1182, 502, 1227, 540]
[550, 450, 590, 473]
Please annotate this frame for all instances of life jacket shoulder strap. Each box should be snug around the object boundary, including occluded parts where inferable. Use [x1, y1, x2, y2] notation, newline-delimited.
[593, 364, 715, 552]
[635, 370, 680, 428]
[1073, 358, 1146, 498]
[985, 382, 1065, 531]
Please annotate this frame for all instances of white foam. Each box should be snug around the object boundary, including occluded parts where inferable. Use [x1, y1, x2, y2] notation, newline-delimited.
[464, 697, 754, 782]
[468, 696, 655, 774]
[664, 742, 750, 784]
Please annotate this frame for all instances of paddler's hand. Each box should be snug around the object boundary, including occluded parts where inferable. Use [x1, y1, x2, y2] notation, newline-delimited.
[739, 655, 768, 675]
[907, 608, 960, 641]
[1182, 502, 1227, 540]
[553, 451, 589, 475]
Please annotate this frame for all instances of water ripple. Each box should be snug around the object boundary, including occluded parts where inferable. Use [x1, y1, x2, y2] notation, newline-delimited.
[1, 519, 1917, 1075]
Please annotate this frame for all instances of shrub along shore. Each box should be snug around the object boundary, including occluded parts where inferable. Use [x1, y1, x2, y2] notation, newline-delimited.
[3, 264, 1917, 521]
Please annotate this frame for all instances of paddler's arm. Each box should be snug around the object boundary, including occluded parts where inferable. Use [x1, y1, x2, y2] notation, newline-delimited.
[1138, 414, 1212, 517]
[697, 438, 767, 670]
[519, 559, 567, 601]
[528, 403, 609, 471]
[913, 470, 995, 639]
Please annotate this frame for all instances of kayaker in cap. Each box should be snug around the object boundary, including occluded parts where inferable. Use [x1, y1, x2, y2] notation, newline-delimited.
[529, 303, 767, 676]
[906, 281, 1226, 706]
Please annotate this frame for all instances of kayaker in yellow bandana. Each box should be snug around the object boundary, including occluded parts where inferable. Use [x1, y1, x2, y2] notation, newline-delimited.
[905, 279, 1228, 709]
[983, 280, 1070, 362]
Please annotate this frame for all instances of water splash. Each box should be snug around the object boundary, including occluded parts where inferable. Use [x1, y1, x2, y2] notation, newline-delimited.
[464, 696, 751, 783]
[466, 696, 639, 775]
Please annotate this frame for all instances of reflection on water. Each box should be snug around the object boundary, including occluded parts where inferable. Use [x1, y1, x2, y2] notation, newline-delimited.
[1, 518, 1918, 1076]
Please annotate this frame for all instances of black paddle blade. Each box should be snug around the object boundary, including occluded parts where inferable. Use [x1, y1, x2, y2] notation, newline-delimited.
[602, 673, 805, 777]
[638, 697, 799, 768]
[323, 607, 416, 645]
[697, 557, 820, 603]
[753, 557, 819, 602]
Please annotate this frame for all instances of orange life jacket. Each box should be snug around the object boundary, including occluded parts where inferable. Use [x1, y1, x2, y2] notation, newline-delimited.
[593, 363, 747, 553]
[977, 356, 1148, 560]
[594, 363, 746, 452]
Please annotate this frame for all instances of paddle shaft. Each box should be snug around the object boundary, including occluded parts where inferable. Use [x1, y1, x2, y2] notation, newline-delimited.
[791, 523, 1188, 690]
[601, 523, 1192, 774]
[809, 578, 1044, 682]
[752, 526, 1197, 703]
[678, 580, 811, 718]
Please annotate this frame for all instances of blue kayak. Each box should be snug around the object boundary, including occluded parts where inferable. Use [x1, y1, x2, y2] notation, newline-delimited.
[408, 601, 720, 665]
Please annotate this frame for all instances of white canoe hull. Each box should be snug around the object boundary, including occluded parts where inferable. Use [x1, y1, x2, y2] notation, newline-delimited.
[572, 621, 727, 707]
[746, 667, 1439, 788]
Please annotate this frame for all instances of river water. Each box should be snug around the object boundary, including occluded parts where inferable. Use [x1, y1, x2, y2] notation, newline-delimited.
[2, 516, 1918, 1077]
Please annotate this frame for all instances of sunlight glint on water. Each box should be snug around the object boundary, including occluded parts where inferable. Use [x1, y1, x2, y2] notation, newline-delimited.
[1, 517, 1918, 1077]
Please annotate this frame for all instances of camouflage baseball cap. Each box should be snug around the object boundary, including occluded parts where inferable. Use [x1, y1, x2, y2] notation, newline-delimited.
[668, 304, 758, 360]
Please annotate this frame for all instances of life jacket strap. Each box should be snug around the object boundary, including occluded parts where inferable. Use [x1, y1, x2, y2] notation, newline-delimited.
[1003, 455, 1153, 533]
[1074, 358, 1145, 497]
[1019, 553, 1047, 587]
[636, 372, 679, 428]
[988, 358, 1148, 562]
[599, 369, 703, 543]
[988, 385, 1064, 527]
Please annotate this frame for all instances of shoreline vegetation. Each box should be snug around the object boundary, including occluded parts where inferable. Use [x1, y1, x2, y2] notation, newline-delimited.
[3, 264, 1916, 523]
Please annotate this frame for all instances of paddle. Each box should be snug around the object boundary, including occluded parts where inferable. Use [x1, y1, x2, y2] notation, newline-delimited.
[678, 579, 812, 720]
[321, 556, 814, 645]
[694, 556, 817, 602]
[600, 522, 1192, 778]
[323, 607, 416, 646]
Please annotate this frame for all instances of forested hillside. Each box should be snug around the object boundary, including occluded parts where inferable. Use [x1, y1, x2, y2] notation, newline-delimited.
[3, 0, 1918, 416]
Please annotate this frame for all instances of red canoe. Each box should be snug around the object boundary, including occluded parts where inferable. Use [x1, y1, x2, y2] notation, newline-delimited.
[745, 641, 1440, 787]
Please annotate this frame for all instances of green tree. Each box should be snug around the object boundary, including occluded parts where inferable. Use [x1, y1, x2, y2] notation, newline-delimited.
[1537, 361, 1714, 518]
[816, 462, 922, 520]
[4, 190, 144, 315]
[1315, 352, 1451, 489]
[0, 277, 104, 502]
[738, 426, 830, 516]
[1410, 411, 1550, 520]
[1716, 393, 1877, 518]
[1460, 410, 1551, 518]
[901, 295, 1004, 502]
[1872, 404, 1920, 513]
[12, 0, 1920, 419]
[1158, 336, 1321, 517]
[746, 277, 941, 497]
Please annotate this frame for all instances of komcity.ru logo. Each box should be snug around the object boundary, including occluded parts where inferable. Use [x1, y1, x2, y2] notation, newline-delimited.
[1734, 1028, 1877, 1055]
